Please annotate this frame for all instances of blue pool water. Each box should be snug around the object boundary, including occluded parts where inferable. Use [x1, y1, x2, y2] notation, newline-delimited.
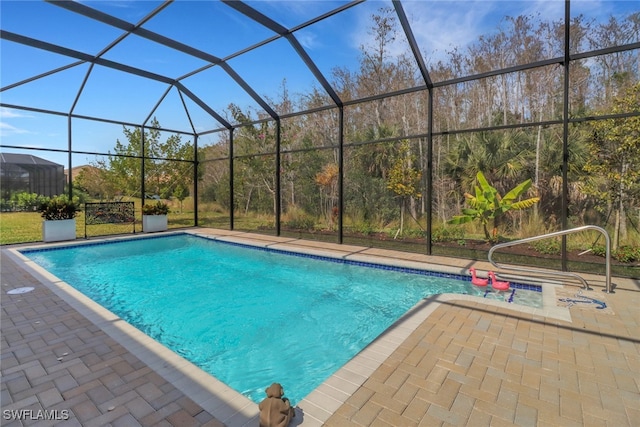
[22, 234, 541, 404]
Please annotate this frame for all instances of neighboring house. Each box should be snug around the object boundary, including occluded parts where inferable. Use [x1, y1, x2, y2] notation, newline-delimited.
[0, 153, 65, 198]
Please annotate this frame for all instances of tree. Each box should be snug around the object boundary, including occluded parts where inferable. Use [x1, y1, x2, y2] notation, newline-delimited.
[172, 183, 189, 213]
[221, 104, 279, 217]
[583, 83, 640, 248]
[74, 166, 118, 200]
[448, 171, 540, 241]
[315, 163, 339, 229]
[387, 140, 421, 236]
[358, 7, 405, 136]
[105, 118, 195, 201]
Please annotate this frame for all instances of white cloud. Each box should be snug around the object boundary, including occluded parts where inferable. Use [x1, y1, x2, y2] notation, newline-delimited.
[346, 1, 509, 64]
[0, 121, 31, 138]
[0, 107, 31, 119]
[297, 31, 319, 50]
[404, 1, 501, 62]
[349, 2, 406, 58]
[0, 108, 33, 137]
[526, 0, 565, 19]
[400, 0, 575, 64]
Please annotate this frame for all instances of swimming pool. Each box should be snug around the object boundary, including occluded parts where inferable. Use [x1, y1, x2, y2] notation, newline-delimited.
[21, 233, 541, 405]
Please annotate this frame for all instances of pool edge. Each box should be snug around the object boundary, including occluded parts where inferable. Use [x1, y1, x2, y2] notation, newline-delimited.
[4, 245, 261, 427]
[6, 230, 571, 426]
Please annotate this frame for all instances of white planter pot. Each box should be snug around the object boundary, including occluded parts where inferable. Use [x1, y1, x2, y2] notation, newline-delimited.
[143, 215, 168, 233]
[42, 219, 77, 242]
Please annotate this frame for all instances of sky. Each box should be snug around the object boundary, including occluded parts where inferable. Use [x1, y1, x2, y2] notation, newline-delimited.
[0, 0, 638, 167]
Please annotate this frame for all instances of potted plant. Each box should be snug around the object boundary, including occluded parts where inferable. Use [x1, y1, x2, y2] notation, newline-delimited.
[39, 196, 80, 242]
[142, 201, 169, 232]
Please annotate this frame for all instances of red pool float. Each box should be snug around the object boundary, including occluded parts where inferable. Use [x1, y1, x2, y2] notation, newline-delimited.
[488, 271, 510, 291]
[469, 267, 489, 287]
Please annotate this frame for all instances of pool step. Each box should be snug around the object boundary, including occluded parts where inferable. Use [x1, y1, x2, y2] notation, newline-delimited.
[495, 272, 569, 286]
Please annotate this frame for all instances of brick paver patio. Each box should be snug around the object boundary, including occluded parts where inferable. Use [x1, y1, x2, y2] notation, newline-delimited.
[1, 253, 225, 427]
[324, 296, 639, 426]
[2, 229, 638, 426]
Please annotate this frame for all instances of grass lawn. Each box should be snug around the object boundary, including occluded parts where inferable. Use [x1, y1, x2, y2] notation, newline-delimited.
[0, 204, 244, 245]
[1, 212, 52, 245]
[0, 211, 202, 245]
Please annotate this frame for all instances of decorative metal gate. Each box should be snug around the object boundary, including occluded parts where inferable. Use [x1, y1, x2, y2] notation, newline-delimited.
[84, 202, 136, 238]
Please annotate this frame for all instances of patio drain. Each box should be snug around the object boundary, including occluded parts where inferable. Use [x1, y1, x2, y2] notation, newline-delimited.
[7, 287, 35, 295]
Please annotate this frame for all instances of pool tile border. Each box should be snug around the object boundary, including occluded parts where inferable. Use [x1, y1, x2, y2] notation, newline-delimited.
[18, 232, 181, 254]
[187, 233, 542, 293]
[7, 230, 570, 426]
[19, 231, 541, 294]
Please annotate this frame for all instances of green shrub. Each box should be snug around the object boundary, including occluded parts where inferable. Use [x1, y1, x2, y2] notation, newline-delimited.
[283, 207, 315, 231]
[353, 222, 375, 236]
[385, 229, 398, 239]
[142, 201, 169, 215]
[284, 215, 315, 230]
[39, 196, 80, 220]
[432, 227, 465, 243]
[447, 171, 539, 241]
[0, 199, 13, 211]
[591, 244, 607, 257]
[530, 239, 561, 255]
[612, 246, 640, 263]
[589, 244, 639, 263]
[13, 192, 48, 211]
[405, 228, 425, 238]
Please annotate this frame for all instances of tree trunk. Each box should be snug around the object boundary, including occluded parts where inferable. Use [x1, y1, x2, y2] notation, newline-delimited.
[319, 189, 326, 225]
[619, 162, 628, 242]
[244, 187, 253, 215]
[400, 199, 405, 236]
[613, 206, 620, 250]
[533, 121, 542, 221]
[502, 74, 508, 125]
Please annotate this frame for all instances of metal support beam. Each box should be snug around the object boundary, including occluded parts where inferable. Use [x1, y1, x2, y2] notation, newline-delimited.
[561, 0, 571, 271]
[393, 0, 433, 88]
[222, 0, 343, 108]
[193, 134, 199, 227]
[426, 88, 433, 254]
[276, 120, 282, 235]
[0, 30, 174, 84]
[141, 127, 146, 218]
[48, 0, 279, 122]
[229, 129, 235, 230]
[338, 107, 344, 244]
[67, 116, 73, 200]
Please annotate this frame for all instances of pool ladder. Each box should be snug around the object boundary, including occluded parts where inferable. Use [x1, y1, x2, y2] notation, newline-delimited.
[487, 225, 613, 294]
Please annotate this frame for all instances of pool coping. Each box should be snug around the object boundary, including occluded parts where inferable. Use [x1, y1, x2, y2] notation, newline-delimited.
[5, 230, 572, 426]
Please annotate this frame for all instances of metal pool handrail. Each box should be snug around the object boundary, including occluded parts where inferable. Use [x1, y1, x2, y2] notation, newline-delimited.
[488, 225, 613, 294]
